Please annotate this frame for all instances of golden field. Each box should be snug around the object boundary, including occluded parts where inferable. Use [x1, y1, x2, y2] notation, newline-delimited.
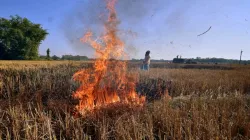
[0, 61, 249, 139]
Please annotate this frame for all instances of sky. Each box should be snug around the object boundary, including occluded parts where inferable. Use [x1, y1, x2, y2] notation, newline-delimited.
[0, 0, 250, 60]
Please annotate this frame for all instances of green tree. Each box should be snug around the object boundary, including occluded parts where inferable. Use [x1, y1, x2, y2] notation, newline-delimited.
[0, 15, 48, 60]
[46, 48, 50, 60]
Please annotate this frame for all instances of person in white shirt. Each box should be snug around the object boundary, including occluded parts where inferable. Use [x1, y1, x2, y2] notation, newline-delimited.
[141, 50, 150, 71]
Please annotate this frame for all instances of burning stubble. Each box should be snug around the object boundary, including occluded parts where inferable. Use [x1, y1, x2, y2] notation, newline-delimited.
[72, 0, 145, 115]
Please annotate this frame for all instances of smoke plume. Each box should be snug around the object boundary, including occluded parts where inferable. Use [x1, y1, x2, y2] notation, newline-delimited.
[62, 0, 193, 58]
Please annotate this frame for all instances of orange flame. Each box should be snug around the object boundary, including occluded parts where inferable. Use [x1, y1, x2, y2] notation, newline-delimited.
[72, 0, 145, 115]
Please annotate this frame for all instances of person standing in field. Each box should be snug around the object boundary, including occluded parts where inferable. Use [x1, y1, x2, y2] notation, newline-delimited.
[141, 50, 151, 71]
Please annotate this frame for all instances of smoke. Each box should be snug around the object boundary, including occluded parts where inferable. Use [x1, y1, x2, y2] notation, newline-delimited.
[61, 0, 193, 57]
[61, 0, 107, 56]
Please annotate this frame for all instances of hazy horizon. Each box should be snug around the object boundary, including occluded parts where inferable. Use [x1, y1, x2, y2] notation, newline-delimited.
[1, 0, 249, 60]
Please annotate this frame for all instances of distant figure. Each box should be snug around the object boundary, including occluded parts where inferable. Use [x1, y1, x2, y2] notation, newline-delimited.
[141, 50, 151, 71]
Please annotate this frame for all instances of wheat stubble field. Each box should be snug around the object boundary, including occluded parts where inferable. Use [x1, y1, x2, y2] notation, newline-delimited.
[0, 61, 249, 140]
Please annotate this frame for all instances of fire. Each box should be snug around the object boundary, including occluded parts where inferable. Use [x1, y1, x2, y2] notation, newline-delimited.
[72, 0, 145, 115]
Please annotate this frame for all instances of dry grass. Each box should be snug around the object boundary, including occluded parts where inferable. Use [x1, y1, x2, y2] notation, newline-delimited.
[0, 61, 250, 139]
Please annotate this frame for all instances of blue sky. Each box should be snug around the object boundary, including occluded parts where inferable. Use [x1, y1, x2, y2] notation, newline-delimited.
[1, 0, 250, 60]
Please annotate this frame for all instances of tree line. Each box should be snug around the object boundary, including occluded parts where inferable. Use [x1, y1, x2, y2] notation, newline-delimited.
[189, 57, 250, 64]
[40, 53, 89, 61]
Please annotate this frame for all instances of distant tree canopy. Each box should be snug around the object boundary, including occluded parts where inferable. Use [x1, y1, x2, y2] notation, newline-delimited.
[51, 55, 60, 60]
[61, 55, 88, 61]
[39, 55, 89, 61]
[192, 57, 250, 64]
[173, 57, 250, 64]
[0, 15, 48, 60]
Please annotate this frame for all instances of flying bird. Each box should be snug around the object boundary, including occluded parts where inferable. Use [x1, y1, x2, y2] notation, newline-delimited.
[197, 26, 212, 37]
